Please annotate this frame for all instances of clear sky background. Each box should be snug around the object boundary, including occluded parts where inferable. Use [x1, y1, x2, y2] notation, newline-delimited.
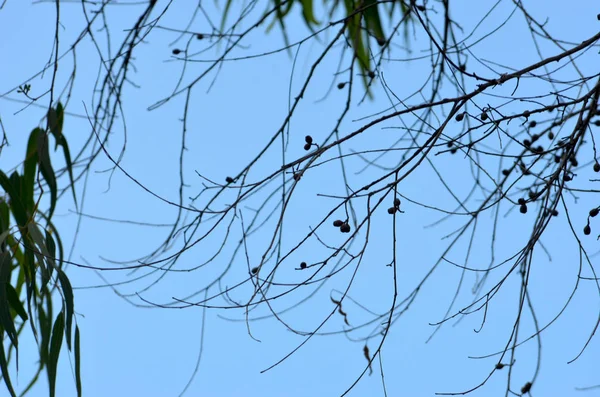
[1, 1, 600, 396]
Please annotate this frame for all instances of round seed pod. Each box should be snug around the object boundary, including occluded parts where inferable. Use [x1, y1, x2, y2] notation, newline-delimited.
[590, 208, 599, 217]
[518, 198, 526, 205]
[593, 163, 600, 172]
[300, 262, 307, 269]
[548, 132, 554, 139]
[303, 143, 311, 151]
[305, 135, 313, 144]
[519, 204, 527, 214]
[251, 267, 258, 274]
[501, 169, 510, 176]
[172, 48, 181, 55]
[584, 224, 591, 235]
[337, 82, 346, 89]
[333, 220, 344, 227]
[387, 207, 395, 214]
[340, 223, 351, 233]
[196, 33, 204, 40]
[394, 198, 401, 207]
[455, 113, 465, 122]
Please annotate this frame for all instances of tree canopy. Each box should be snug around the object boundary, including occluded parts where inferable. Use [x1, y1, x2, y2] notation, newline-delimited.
[1, 1, 600, 396]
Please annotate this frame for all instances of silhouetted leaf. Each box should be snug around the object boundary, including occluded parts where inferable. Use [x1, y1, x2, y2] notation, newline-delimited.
[48, 311, 64, 397]
[0, 336, 17, 397]
[0, 252, 18, 347]
[57, 269, 74, 350]
[36, 132, 57, 219]
[75, 325, 82, 396]
[5, 282, 28, 322]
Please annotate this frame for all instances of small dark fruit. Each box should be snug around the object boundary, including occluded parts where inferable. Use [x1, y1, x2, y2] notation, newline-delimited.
[368, 70, 376, 79]
[594, 163, 600, 172]
[551, 209, 559, 216]
[584, 225, 591, 235]
[337, 82, 346, 89]
[519, 204, 527, 214]
[340, 223, 351, 233]
[387, 207, 395, 214]
[225, 176, 234, 184]
[521, 382, 532, 394]
[548, 132, 554, 139]
[300, 262, 307, 269]
[495, 363, 505, 370]
[501, 169, 510, 176]
[172, 48, 181, 55]
[303, 143, 311, 151]
[529, 120, 537, 128]
[480, 112, 488, 121]
[251, 267, 258, 274]
[518, 198, 526, 205]
[394, 198, 401, 207]
[196, 33, 204, 40]
[523, 139, 531, 147]
[455, 113, 465, 122]
[305, 135, 313, 144]
[333, 220, 344, 227]
[590, 208, 599, 217]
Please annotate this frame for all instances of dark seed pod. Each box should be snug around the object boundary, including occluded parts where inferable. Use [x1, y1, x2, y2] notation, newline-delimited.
[529, 120, 537, 128]
[416, 5, 426, 11]
[368, 70, 376, 79]
[523, 110, 531, 118]
[518, 198, 526, 205]
[480, 112, 488, 121]
[340, 223, 351, 233]
[570, 157, 578, 167]
[447, 141, 454, 148]
[495, 363, 505, 370]
[584, 224, 591, 235]
[459, 63, 466, 72]
[534, 146, 544, 153]
[551, 209, 559, 216]
[387, 207, 395, 214]
[519, 204, 528, 214]
[590, 208, 599, 217]
[548, 132, 554, 139]
[251, 267, 258, 274]
[523, 139, 531, 147]
[501, 169, 510, 176]
[225, 176, 234, 184]
[394, 198, 401, 207]
[305, 135, 313, 144]
[450, 148, 458, 154]
[333, 220, 344, 227]
[303, 143, 311, 151]
[455, 113, 465, 122]
[376, 37, 386, 46]
[564, 174, 572, 182]
[196, 33, 204, 40]
[300, 262, 307, 269]
[554, 155, 561, 163]
[172, 48, 181, 55]
[521, 382, 532, 394]
[594, 163, 600, 172]
[337, 82, 346, 89]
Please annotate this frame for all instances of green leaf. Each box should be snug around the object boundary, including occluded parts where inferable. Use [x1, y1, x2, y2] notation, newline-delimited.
[48, 311, 64, 397]
[36, 132, 58, 219]
[364, 0, 385, 44]
[47, 105, 77, 208]
[47, 103, 64, 147]
[5, 283, 28, 322]
[0, 171, 29, 228]
[23, 128, 43, 212]
[0, 251, 19, 348]
[300, 0, 319, 25]
[56, 269, 74, 351]
[75, 325, 82, 396]
[0, 334, 17, 397]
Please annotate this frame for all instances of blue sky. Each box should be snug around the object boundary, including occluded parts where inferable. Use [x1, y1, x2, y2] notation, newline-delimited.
[1, 1, 600, 396]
